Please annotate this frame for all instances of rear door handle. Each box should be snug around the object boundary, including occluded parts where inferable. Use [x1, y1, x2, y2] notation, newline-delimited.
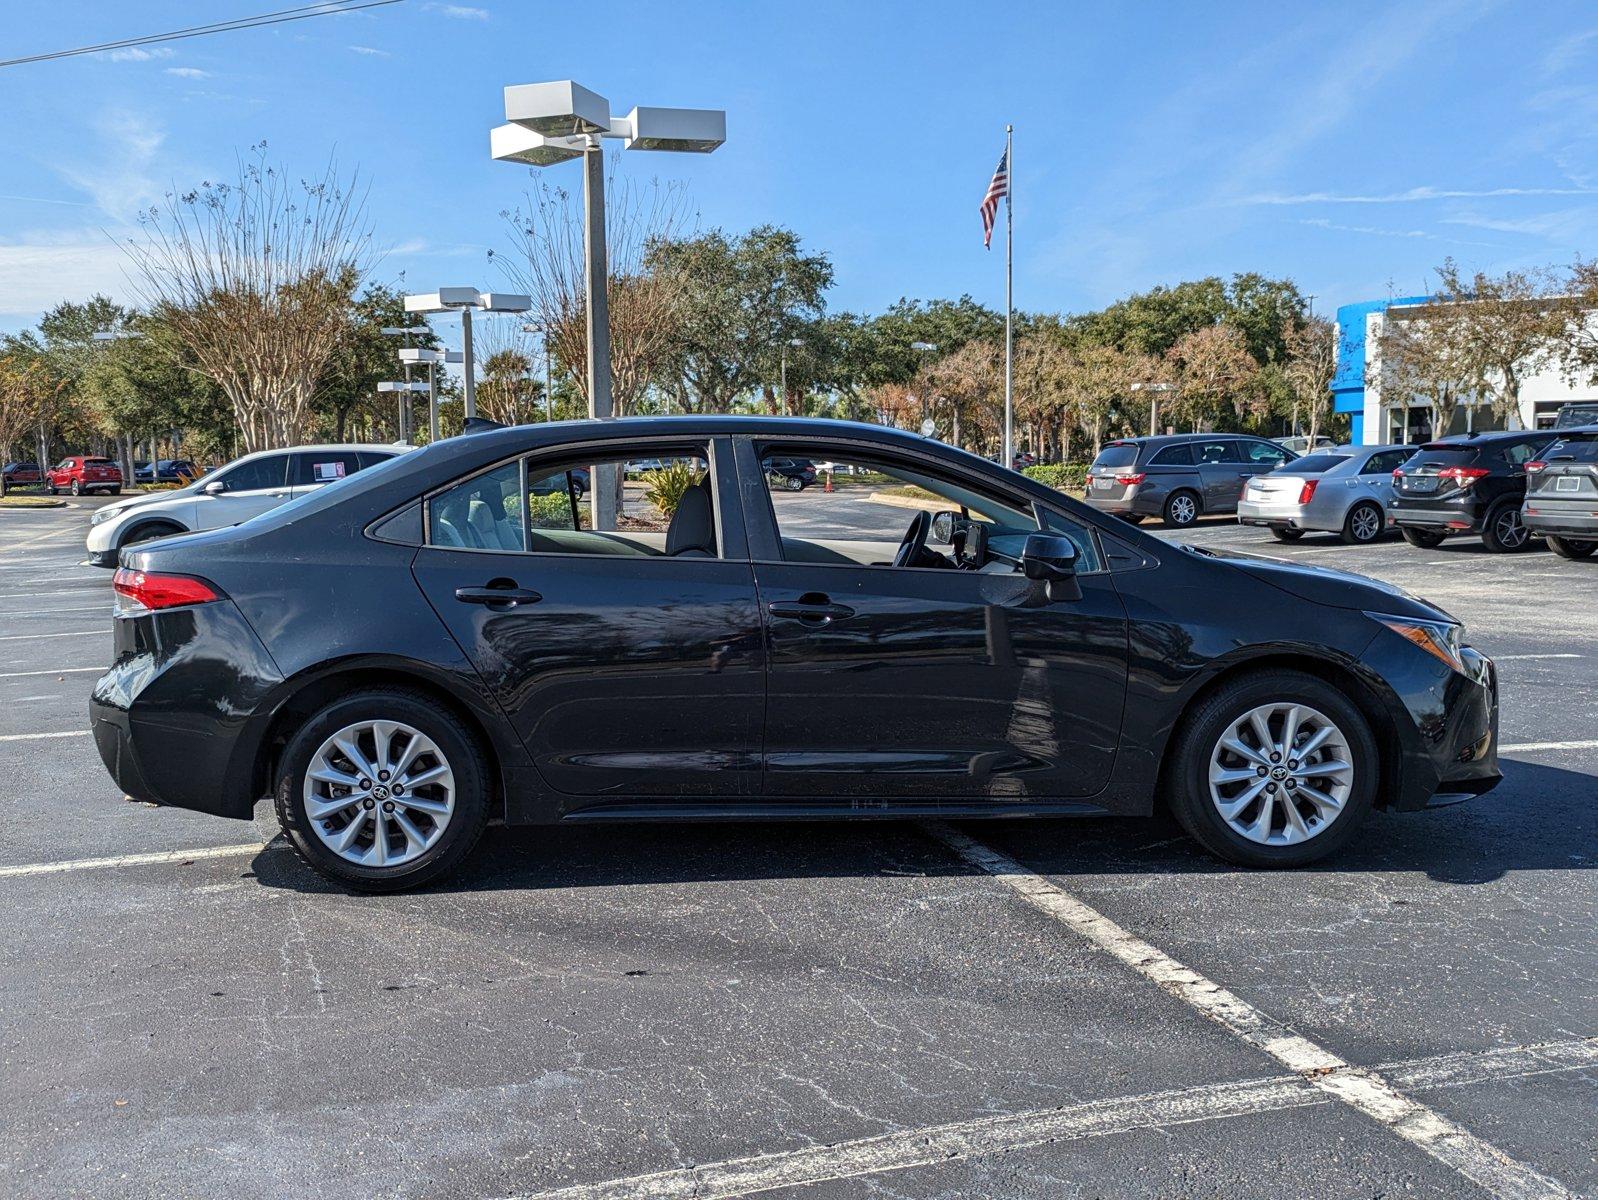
[768, 600, 855, 623]
[456, 585, 542, 607]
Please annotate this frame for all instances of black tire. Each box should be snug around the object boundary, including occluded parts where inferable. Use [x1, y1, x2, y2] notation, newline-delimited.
[1547, 535, 1598, 560]
[109, 487, 121, 496]
[70, 480, 82, 497]
[1270, 527, 1304, 543]
[1165, 669, 1378, 868]
[1480, 502, 1533, 553]
[119, 521, 185, 550]
[1118, 514, 1145, 525]
[45, 484, 57, 496]
[1163, 489, 1201, 528]
[1401, 527, 1446, 549]
[1340, 501, 1385, 545]
[273, 687, 491, 892]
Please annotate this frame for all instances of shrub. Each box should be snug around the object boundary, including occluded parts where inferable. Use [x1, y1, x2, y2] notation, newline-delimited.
[642, 461, 700, 518]
[503, 491, 577, 528]
[1023, 463, 1089, 492]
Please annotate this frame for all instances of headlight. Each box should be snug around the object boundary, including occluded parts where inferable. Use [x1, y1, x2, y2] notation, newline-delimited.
[91, 507, 121, 525]
[1367, 611, 1465, 673]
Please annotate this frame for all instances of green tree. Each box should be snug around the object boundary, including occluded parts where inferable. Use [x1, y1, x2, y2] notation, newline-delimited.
[312, 282, 442, 442]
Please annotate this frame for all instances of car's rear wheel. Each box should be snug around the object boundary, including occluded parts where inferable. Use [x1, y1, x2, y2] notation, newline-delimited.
[1163, 490, 1200, 528]
[1401, 527, 1446, 549]
[1118, 514, 1145, 525]
[1166, 669, 1376, 867]
[1547, 535, 1598, 560]
[1341, 501, 1384, 545]
[1270, 527, 1304, 543]
[70, 480, 82, 496]
[274, 688, 491, 892]
[1480, 502, 1533, 552]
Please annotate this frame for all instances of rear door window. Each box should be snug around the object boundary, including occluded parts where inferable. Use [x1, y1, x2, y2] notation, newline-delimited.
[1499, 438, 1550, 466]
[292, 451, 363, 487]
[1363, 450, 1408, 475]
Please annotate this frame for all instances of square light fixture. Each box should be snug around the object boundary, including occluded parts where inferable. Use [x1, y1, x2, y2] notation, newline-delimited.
[505, 80, 610, 137]
[490, 123, 585, 167]
[622, 106, 726, 153]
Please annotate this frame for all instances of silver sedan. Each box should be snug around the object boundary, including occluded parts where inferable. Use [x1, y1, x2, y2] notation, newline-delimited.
[1237, 444, 1413, 544]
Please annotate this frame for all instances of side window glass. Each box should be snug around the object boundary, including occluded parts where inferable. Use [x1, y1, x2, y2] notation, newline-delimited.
[428, 460, 526, 552]
[1196, 440, 1233, 464]
[217, 455, 286, 493]
[1245, 441, 1287, 465]
[293, 451, 361, 487]
[1501, 440, 1539, 466]
[1150, 444, 1192, 466]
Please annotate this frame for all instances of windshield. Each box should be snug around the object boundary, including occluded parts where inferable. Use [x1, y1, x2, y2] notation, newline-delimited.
[1091, 444, 1138, 469]
[1279, 453, 1351, 474]
[1555, 404, 1598, 428]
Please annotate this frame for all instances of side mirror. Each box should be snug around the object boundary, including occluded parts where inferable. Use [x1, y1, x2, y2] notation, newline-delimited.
[930, 510, 959, 545]
[202, 480, 226, 496]
[1021, 533, 1082, 602]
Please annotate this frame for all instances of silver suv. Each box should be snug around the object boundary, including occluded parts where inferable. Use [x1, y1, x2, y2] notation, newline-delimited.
[1084, 434, 1296, 527]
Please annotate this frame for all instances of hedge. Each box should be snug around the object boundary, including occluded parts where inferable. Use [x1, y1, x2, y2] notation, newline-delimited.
[1022, 463, 1089, 492]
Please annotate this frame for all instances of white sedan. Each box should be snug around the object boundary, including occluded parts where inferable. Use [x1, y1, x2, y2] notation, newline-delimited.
[86, 443, 408, 568]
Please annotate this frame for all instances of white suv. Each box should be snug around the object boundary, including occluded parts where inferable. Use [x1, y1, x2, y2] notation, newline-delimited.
[86, 444, 408, 568]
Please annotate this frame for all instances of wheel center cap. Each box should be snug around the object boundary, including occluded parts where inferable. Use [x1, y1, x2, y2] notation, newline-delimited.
[1270, 766, 1289, 782]
[371, 784, 390, 801]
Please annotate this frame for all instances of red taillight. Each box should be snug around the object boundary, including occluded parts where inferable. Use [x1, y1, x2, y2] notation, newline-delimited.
[112, 568, 221, 611]
[1298, 479, 1319, 504]
[1438, 466, 1491, 483]
[1115, 472, 1146, 486]
[1524, 461, 1546, 473]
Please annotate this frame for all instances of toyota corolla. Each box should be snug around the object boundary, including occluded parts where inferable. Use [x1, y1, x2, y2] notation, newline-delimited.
[90, 417, 1500, 891]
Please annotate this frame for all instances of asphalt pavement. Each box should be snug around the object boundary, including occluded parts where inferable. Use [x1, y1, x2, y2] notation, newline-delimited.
[0, 493, 1593, 1199]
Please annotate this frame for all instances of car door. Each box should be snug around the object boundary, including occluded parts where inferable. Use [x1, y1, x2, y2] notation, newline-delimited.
[407, 437, 765, 807]
[1358, 449, 1407, 505]
[193, 452, 293, 529]
[1194, 439, 1245, 510]
[740, 437, 1129, 803]
[1236, 439, 1291, 496]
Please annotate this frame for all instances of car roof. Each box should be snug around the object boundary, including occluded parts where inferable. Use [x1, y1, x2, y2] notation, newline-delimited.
[226, 442, 411, 464]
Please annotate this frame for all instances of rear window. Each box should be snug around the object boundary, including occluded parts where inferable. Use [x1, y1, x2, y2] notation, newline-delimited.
[1090, 444, 1139, 469]
[1283, 453, 1351, 474]
[1544, 435, 1598, 463]
[1406, 445, 1480, 469]
[84, 457, 114, 465]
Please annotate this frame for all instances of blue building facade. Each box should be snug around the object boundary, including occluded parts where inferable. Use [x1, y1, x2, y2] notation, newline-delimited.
[1332, 295, 1430, 445]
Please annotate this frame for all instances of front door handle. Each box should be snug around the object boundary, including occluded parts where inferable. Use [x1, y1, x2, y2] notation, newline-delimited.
[456, 584, 542, 607]
[769, 599, 855, 623]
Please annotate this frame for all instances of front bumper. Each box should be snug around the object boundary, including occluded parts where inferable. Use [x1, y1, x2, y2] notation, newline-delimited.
[1367, 635, 1500, 811]
[90, 598, 283, 819]
[87, 547, 119, 569]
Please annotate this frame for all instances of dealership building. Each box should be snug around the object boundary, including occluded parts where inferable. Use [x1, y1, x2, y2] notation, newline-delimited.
[1332, 296, 1596, 445]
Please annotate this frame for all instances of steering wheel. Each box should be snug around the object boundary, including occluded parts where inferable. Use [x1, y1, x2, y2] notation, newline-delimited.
[893, 510, 932, 568]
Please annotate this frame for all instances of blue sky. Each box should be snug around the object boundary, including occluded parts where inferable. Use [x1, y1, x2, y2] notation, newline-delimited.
[3, 0, 1597, 347]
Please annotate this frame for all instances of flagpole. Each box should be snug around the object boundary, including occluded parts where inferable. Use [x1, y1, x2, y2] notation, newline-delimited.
[1003, 123, 1014, 469]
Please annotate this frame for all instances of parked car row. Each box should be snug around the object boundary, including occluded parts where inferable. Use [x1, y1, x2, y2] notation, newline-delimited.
[1083, 433, 1296, 528]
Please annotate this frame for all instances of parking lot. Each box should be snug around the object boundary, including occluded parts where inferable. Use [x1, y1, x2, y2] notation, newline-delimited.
[1, 496, 1594, 1199]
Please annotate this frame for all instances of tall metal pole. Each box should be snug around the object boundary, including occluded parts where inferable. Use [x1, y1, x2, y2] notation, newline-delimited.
[583, 139, 617, 530]
[780, 343, 788, 407]
[543, 332, 554, 422]
[460, 308, 477, 420]
[427, 363, 440, 444]
[1003, 123, 1014, 469]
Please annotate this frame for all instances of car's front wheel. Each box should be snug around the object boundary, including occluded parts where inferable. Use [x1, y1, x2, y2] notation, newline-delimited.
[1547, 535, 1597, 560]
[274, 688, 491, 892]
[1166, 669, 1377, 867]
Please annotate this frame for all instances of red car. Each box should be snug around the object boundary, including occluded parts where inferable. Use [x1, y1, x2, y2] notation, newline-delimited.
[46, 456, 123, 496]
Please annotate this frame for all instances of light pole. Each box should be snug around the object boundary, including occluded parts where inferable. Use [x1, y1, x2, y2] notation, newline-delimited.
[1131, 381, 1176, 437]
[403, 290, 529, 421]
[380, 325, 429, 442]
[490, 81, 726, 421]
[397, 348, 464, 443]
[377, 380, 429, 442]
[779, 337, 804, 411]
[520, 322, 556, 422]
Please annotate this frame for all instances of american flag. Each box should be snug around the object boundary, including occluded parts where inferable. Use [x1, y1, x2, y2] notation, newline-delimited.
[979, 148, 1008, 249]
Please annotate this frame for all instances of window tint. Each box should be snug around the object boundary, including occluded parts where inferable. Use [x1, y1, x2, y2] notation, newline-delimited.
[356, 450, 398, 471]
[1090, 444, 1138, 469]
[1406, 445, 1478, 469]
[428, 460, 526, 552]
[1242, 440, 1289, 465]
[1499, 439, 1548, 466]
[214, 454, 288, 492]
[1195, 440, 1237, 464]
[1363, 450, 1408, 475]
[1286, 453, 1351, 474]
[1148, 443, 1193, 466]
[292, 451, 362, 487]
[84, 457, 115, 466]
[1542, 436, 1598, 463]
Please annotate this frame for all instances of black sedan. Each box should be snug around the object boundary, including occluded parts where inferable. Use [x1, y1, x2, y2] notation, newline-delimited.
[91, 417, 1501, 891]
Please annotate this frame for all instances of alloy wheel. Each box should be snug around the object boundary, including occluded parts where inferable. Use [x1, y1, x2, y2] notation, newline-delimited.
[1349, 504, 1382, 542]
[304, 720, 456, 869]
[1207, 702, 1353, 845]
[1168, 494, 1197, 525]
[1493, 507, 1528, 549]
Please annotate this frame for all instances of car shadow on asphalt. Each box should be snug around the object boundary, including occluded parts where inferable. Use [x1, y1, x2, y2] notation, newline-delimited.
[248, 759, 1594, 896]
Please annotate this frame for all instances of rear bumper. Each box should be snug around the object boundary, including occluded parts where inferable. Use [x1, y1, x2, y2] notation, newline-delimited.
[1522, 504, 1598, 539]
[1387, 498, 1482, 533]
[1237, 498, 1307, 527]
[89, 599, 284, 819]
[1084, 487, 1156, 516]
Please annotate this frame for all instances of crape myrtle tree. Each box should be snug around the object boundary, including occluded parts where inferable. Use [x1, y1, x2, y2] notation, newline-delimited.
[123, 145, 375, 452]
[1432, 260, 1564, 424]
[1282, 316, 1338, 445]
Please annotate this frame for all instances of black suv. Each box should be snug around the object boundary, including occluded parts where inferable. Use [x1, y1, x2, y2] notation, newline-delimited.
[1389, 430, 1558, 552]
[765, 457, 817, 491]
[1084, 434, 1295, 527]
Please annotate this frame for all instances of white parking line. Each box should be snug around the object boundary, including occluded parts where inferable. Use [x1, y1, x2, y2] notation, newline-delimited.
[0, 667, 102, 680]
[927, 825, 1574, 1200]
[506, 1037, 1597, 1200]
[1494, 654, 1585, 661]
[0, 729, 91, 743]
[0, 843, 267, 879]
[0, 629, 104, 642]
[1, 605, 112, 618]
[1500, 738, 1598, 753]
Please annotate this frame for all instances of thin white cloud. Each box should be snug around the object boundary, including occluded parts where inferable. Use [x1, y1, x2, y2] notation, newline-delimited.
[348, 45, 391, 56]
[1244, 186, 1598, 205]
[433, 4, 488, 18]
[104, 47, 175, 63]
[1542, 29, 1598, 76]
[164, 67, 211, 79]
[52, 111, 168, 222]
[1299, 218, 1429, 239]
[0, 229, 138, 319]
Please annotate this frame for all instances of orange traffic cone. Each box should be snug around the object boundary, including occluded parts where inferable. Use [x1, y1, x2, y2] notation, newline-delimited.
[824, 470, 833, 493]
